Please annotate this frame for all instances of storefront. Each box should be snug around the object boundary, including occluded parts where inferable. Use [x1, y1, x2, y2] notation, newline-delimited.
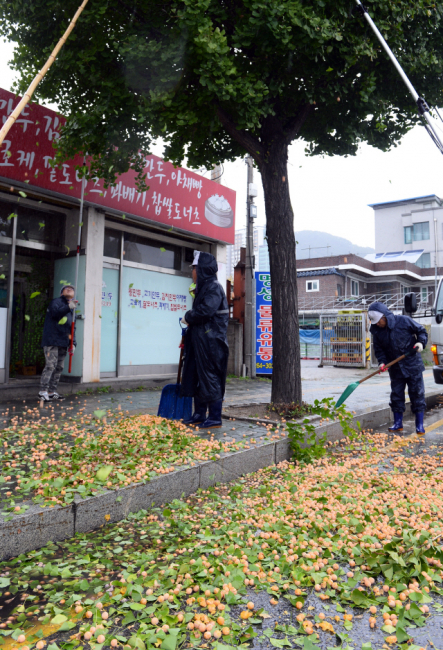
[0, 88, 236, 384]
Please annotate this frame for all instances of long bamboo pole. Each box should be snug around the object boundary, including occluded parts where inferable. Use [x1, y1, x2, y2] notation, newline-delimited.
[0, 0, 89, 147]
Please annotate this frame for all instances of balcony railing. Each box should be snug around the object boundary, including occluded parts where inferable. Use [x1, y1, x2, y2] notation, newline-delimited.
[298, 291, 434, 313]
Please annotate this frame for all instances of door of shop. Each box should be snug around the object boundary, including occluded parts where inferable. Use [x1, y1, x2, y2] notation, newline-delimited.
[100, 266, 119, 375]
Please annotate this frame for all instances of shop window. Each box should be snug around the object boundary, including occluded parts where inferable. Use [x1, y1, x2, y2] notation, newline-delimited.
[16, 205, 64, 247]
[306, 280, 319, 292]
[103, 228, 121, 259]
[0, 202, 15, 238]
[413, 222, 430, 241]
[416, 252, 431, 268]
[0, 244, 10, 308]
[123, 233, 181, 270]
[184, 248, 194, 264]
[351, 280, 359, 296]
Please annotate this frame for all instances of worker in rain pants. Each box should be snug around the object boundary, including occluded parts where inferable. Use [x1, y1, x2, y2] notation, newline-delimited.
[180, 250, 229, 428]
[368, 301, 428, 434]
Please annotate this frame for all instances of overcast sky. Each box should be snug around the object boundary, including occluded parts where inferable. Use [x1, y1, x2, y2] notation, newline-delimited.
[2, 37, 443, 249]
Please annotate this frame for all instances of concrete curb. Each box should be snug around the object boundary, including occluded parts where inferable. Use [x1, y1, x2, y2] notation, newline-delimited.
[1, 389, 441, 560]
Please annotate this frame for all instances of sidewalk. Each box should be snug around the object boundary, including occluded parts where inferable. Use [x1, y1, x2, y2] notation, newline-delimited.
[0, 361, 438, 439]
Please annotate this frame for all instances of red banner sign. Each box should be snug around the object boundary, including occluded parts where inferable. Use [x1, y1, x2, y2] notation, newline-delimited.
[0, 88, 235, 244]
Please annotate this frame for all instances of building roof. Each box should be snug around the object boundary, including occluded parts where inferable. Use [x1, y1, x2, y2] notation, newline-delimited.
[368, 194, 441, 209]
[297, 268, 344, 278]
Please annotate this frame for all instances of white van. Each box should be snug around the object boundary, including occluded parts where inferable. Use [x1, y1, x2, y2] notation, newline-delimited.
[431, 279, 443, 384]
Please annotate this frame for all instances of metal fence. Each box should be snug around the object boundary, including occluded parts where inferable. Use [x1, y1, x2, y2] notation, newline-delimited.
[319, 313, 366, 367]
[300, 342, 321, 360]
[299, 291, 434, 314]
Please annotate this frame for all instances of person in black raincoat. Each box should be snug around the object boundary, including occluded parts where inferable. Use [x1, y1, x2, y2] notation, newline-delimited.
[368, 301, 428, 434]
[180, 251, 229, 428]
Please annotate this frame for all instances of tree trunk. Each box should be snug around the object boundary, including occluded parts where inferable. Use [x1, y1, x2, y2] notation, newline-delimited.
[258, 139, 301, 405]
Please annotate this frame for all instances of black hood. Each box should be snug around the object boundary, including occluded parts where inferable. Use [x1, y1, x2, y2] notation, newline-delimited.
[197, 252, 218, 286]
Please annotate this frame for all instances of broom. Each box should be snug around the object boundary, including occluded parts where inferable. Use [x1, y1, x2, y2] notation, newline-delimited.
[335, 350, 415, 408]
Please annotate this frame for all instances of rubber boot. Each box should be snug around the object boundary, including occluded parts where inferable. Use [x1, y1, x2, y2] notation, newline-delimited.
[415, 412, 425, 435]
[183, 397, 207, 426]
[388, 412, 403, 432]
[199, 399, 223, 429]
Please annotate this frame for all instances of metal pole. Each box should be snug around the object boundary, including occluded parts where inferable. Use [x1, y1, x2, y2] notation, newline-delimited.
[69, 159, 86, 372]
[434, 216, 438, 301]
[74, 159, 86, 299]
[5, 213, 17, 384]
[244, 155, 254, 377]
[319, 315, 324, 368]
[355, 0, 443, 151]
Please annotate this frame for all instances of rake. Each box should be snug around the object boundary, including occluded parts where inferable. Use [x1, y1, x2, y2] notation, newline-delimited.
[334, 350, 414, 409]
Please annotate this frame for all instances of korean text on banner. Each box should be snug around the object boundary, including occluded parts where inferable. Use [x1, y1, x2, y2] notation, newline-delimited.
[255, 272, 272, 374]
[0, 87, 236, 244]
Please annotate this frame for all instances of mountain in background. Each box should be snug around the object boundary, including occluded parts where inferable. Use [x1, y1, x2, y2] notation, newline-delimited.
[294, 230, 374, 260]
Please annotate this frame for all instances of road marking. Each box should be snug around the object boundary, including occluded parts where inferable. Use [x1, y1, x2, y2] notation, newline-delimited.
[424, 417, 443, 433]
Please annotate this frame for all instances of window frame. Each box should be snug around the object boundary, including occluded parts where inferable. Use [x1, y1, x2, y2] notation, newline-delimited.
[306, 279, 319, 292]
[413, 221, 430, 241]
[350, 279, 359, 296]
[417, 252, 431, 269]
[404, 226, 412, 244]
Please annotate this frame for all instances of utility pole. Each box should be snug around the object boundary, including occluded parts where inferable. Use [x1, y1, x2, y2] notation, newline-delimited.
[434, 216, 438, 301]
[244, 155, 256, 378]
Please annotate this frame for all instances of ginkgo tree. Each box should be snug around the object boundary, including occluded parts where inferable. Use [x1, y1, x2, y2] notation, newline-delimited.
[2, 0, 443, 403]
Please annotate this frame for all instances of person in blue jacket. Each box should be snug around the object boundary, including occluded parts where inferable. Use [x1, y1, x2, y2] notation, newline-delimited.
[368, 301, 428, 434]
[180, 251, 229, 428]
[39, 284, 77, 402]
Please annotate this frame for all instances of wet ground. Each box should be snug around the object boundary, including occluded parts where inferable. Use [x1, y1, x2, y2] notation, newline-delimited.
[2, 410, 443, 649]
[0, 361, 438, 435]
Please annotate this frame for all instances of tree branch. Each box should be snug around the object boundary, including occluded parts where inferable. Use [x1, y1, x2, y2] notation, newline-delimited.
[284, 103, 314, 143]
[216, 106, 264, 163]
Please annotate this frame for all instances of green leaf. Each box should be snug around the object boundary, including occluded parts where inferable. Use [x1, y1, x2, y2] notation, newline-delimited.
[381, 624, 396, 634]
[160, 247, 166, 252]
[58, 317, 68, 325]
[350, 589, 366, 606]
[24, 314, 30, 321]
[94, 409, 106, 420]
[129, 283, 134, 288]
[96, 465, 113, 481]
[18, 191, 27, 198]
[129, 603, 145, 611]
[59, 621, 76, 632]
[7, 213, 17, 220]
[0, 274, 4, 280]
[270, 638, 292, 648]
[30, 291, 41, 299]
[50, 614, 68, 625]
[0, 578, 10, 588]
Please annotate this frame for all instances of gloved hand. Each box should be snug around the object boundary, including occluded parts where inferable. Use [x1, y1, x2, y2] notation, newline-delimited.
[68, 300, 77, 310]
[378, 363, 387, 373]
[414, 342, 424, 353]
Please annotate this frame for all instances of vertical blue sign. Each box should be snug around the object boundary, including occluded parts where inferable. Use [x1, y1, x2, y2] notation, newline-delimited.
[255, 272, 272, 374]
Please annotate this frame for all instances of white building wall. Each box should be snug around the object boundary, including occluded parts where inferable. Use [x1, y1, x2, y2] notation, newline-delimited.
[374, 195, 443, 268]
